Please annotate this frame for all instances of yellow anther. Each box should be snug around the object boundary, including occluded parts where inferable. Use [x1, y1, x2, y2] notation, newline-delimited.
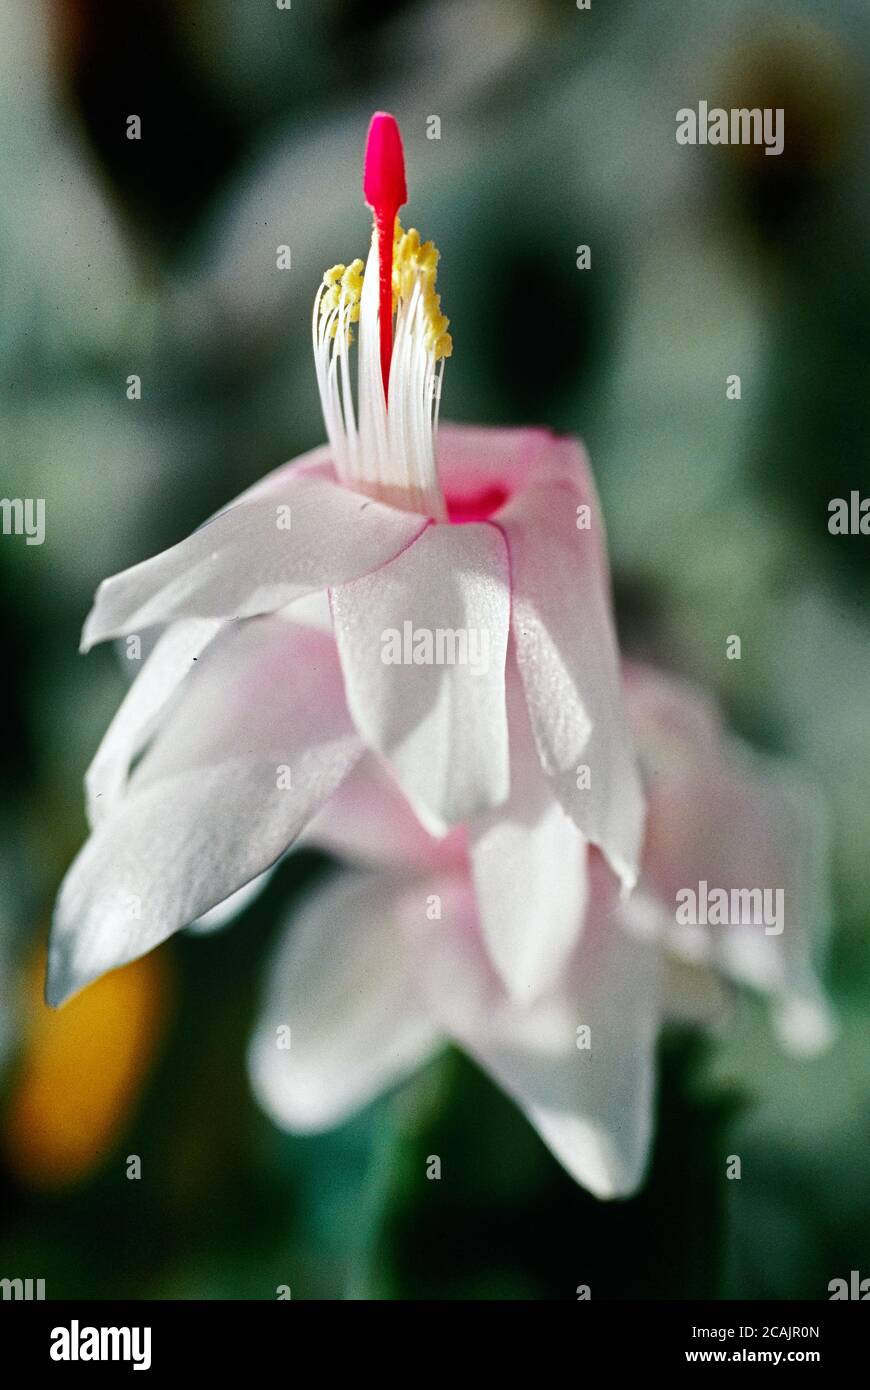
[400, 228, 420, 260]
[319, 232, 451, 356]
[417, 241, 439, 279]
[341, 258, 365, 297]
[391, 220, 451, 358]
[319, 256, 365, 339]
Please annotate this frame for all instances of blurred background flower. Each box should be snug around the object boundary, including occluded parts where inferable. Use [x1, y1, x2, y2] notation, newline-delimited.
[1, 0, 868, 1299]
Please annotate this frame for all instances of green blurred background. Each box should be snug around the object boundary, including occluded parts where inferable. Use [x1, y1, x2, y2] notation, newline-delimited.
[0, 0, 868, 1299]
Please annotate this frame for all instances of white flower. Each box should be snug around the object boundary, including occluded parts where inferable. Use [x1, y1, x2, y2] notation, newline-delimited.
[49, 114, 642, 1005]
[249, 664, 835, 1199]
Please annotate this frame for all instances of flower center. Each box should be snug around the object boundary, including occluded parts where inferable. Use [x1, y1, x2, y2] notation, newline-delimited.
[312, 113, 451, 521]
[446, 483, 510, 524]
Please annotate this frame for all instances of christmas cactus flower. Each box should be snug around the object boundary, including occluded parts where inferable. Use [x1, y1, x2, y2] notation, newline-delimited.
[249, 664, 834, 1199]
[48, 113, 642, 1005]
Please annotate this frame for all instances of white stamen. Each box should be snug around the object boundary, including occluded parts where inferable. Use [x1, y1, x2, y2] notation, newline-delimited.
[313, 229, 450, 519]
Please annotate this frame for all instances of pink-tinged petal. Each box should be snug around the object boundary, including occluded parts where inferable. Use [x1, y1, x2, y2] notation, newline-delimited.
[469, 663, 587, 1002]
[627, 665, 835, 1053]
[302, 752, 467, 874]
[436, 423, 557, 516]
[48, 621, 361, 1006]
[494, 435, 645, 888]
[409, 861, 661, 1199]
[332, 520, 511, 828]
[623, 660, 722, 766]
[248, 872, 441, 1132]
[86, 617, 222, 827]
[81, 459, 428, 649]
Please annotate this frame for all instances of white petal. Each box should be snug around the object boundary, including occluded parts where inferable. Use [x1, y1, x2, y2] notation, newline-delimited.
[472, 903, 661, 1199]
[400, 873, 502, 1036]
[332, 521, 510, 827]
[772, 994, 837, 1056]
[49, 620, 361, 1005]
[280, 588, 333, 631]
[81, 462, 428, 648]
[410, 864, 661, 1199]
[249, 871, 441, 1131]
[626, 664, 835, 1053]
[713, 756, 837, 1054]
[496, 437, 645, 887]
[188, 865, 276, 935]
[301, 752, 466, 874]
[86, 618, 222, 826]
[470, 664, 587, 1001]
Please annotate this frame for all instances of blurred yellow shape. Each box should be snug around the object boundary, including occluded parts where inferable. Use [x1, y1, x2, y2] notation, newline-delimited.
[3, 947, 170, 1189]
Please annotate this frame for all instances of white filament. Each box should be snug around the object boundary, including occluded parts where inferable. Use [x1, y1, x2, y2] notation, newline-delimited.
[313, 234, 447, 520]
